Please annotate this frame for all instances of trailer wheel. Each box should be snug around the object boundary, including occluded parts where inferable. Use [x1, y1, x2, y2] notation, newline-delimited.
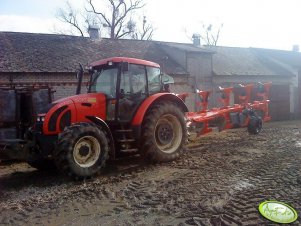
[55, 122, 109, 180]
[248, 116, 262, 135]
[141, 102, 187, 163]
[27, 159, 55, 171]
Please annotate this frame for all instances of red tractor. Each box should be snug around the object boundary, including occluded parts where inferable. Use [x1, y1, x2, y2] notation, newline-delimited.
[0, 57, 188, 179]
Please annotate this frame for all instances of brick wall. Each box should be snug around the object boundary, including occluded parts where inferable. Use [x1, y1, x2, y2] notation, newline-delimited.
[0, 72, 89, 100]
[52, 85, 77, 100]
[170, 75, 195, 111]
[187, 53, 213, 90]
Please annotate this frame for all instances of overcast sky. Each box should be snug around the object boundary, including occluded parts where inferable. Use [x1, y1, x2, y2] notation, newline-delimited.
[0, 0, 300, 50]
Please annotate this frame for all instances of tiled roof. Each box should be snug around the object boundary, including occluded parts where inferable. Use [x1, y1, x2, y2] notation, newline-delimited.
[207, 46, 299, 77]
[1, 32, 300, 78]
[253, 47, 301, 69]
[0, 32, 188, 75]
[156, 41, 214, 53]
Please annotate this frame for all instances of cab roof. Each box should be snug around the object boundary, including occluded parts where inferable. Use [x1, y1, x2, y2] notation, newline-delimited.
[90, 57, 160, 68]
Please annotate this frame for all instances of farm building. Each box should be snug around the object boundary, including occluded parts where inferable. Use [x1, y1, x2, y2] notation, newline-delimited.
[0, 31, 300, 120]
[208, 46, 301, 120]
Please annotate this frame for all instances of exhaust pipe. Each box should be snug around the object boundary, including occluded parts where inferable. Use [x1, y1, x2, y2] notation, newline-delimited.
[76, 64, 84, 95]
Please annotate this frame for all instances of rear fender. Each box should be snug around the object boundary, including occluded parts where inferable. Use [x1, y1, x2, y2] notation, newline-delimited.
[86, 116, 115, 160]
[131, 93, 188, 139]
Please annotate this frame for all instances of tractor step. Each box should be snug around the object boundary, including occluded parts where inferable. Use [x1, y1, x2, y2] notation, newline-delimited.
[115, 129, 133, 133]
[117, 139, 135, 143]
[120, 148, 138, 153]
[117, 148, 139, 158]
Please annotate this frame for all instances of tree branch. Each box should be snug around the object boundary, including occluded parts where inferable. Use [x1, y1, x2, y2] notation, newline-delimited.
[86, 0, 111, 27]
[117, 30, 133, 39]
[115, 20, 124, 38]
[56, 2, 85, 36]
[57, 0, 153, 39]
[114, 0, 144, 29]
[140, 17, 153, 40]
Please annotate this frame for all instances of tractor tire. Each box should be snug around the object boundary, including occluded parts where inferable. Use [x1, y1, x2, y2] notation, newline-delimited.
[141, 102, 187, 163]
[54, 122, 109, 180]
[27, 159, 56, 171]
[248, 116, 263, 135]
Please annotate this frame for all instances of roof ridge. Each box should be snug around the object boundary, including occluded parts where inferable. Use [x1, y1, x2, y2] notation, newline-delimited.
[0, 31, 88, 38]
[206, 45, 253, 50]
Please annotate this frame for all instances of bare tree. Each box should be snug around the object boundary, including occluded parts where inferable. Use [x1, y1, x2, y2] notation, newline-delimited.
[56, 1, 86, 36]
[131, 16, 154, 40]
[185, 23, 223, 46]
[201, 23, 223, 46]
[86, 0, 148, 39]
[56, 0, 154, 39]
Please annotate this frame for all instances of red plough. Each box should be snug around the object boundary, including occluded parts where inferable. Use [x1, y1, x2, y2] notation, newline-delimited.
[184, 83, 271, 140]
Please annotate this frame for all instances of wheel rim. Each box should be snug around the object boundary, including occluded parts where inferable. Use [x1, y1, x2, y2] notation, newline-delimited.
[73, 136, 101, 168]
[154, 114, 183, 154]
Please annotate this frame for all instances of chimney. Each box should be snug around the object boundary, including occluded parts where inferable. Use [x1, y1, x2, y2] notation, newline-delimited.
[88, 25, 100, 39]
[292, 45, 299, 52]
[192, 33, 201, 46]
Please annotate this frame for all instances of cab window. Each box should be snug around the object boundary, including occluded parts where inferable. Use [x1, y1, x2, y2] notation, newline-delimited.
[119, 64, 147, 121]
[146, 66, 161, 94]
[89, 67, 118, 97]
[120, 64, 147, 96]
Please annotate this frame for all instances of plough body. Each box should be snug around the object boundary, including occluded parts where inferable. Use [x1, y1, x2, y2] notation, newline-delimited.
[184, 83, 271, 139]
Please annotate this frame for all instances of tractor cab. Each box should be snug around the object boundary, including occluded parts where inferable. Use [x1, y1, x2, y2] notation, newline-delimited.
[88, 57, 173, 122]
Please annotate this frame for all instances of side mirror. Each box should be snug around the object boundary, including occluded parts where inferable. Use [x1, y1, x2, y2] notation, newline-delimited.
[120, 89, 125, 99]
[88, 68, 94, 75]
[162, 73, 174, 84]
[122, 62, 129, 72]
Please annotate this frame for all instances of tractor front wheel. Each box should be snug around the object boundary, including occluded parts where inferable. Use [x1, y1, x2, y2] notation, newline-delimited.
[55, 122, 109, 179]
[141, 102, 187, 163]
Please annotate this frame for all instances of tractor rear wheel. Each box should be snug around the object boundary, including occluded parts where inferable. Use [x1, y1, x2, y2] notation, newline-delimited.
[55, 122, 109, 180]
[141, 102, 187, 163]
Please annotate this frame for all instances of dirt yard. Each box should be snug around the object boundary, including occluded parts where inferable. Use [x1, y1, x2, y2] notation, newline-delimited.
[0, 121, 300, 226]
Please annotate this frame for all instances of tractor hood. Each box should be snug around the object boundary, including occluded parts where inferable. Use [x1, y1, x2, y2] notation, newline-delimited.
[53, 93, 104, 106]
[42, 93, 107, 135]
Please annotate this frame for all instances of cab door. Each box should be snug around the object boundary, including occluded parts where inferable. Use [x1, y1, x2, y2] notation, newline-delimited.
[118, 64, 147, 121]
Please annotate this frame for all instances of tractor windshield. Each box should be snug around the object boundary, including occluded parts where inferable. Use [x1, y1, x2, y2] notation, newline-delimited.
[89, 67, 118, 97]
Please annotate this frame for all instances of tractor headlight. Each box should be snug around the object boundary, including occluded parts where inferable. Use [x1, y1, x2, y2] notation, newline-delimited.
[36, 103, 55, 122]
[36, 115, 45, 122]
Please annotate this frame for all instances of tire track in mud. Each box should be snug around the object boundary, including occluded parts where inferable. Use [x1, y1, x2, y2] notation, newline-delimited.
[0, 162, 162, 225]
[117, 127, 301, 225]
[0, 123, 301, 225]
[192, 127, 301, 226]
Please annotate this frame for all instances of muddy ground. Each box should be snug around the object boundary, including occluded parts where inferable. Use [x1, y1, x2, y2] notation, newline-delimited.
[0, 121, 301, 226]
